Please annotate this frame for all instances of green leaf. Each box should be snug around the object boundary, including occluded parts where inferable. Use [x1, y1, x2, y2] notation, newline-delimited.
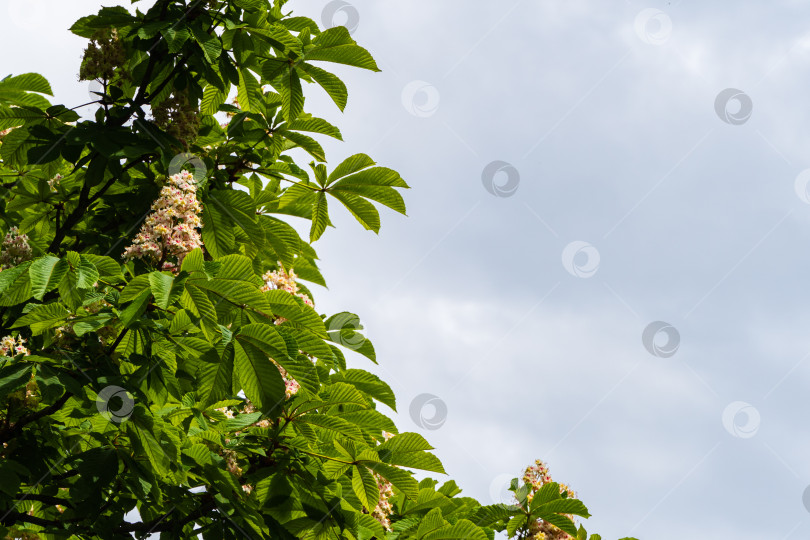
[333, 369, 394, 409]
[281, 130, 325, 161]
[352, 465, 379, 511]
[278, 67, 304, 122]
[0, 73, 53, 96]
[306, 27, 380, 71]
[506, 514, 528, 538]
[529, 482, 563, 510]
[201, 84, 228, 115]
[326, 153, 375, 184]
[299, 63, 347, 111]
[29, 256, 69, 300]
[325, 312, 376, 362]
[378, 432, 433, 453]
[232, 340, 285, 413]
[294, 413, 364, 441]
[417, 507, 447, 538]
[330, 190, 380, 232]
[423, 520, 489, 540]
[259, 216, 300, 269]
[0, 106, 47, 130]
[237, 68, 262, 113]
[128, 422, 172, 477]
[207, 190, 264, 248]
[260, 58, 288, 84]
[196, 346, 233, 406]
[193, 27, 222, 63]
[0, 362, 32, 396]
[536, 513, 578, 537]
[469, 504, 518, 527]
[363, 461, 418, 500]
[310, 192, 328, 242]
[533, 498, 590, 518]
[148, 272, 179, 310]
[76, 257, 100, 288]
[0, 262, 31, 307]
[287, 117, 342, 140]
[119, 289, 151, 328]
[11, 303, 70, 335]
[235, 323, 289, 359]
[83, 254, 123, 279]
[201, 202, 236, 258]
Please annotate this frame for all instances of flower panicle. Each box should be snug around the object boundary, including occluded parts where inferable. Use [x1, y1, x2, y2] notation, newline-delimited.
[123, 171, 203, 271]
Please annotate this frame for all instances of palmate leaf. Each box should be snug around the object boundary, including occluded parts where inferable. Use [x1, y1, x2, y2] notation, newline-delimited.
[294, 154, 411, 237]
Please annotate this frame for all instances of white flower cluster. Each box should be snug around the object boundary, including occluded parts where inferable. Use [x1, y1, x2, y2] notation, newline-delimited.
[123, 171, 203, 271]
[0, 227, 32, 269]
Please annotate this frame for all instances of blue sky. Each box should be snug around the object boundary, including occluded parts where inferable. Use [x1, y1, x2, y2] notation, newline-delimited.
[4, 1, 810, 538]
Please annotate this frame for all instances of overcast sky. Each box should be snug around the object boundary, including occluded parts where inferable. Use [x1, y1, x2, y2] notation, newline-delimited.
[5, 0, 810, 538]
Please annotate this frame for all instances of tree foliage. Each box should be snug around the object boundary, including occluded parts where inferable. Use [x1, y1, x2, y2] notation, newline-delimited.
[0, 1, 637, 539]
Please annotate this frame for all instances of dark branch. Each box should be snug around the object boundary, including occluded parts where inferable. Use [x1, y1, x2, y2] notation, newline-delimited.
[0, 392, 72, 444]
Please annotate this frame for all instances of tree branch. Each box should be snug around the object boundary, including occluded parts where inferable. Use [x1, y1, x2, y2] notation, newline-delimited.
[0, 392, 72, 444]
